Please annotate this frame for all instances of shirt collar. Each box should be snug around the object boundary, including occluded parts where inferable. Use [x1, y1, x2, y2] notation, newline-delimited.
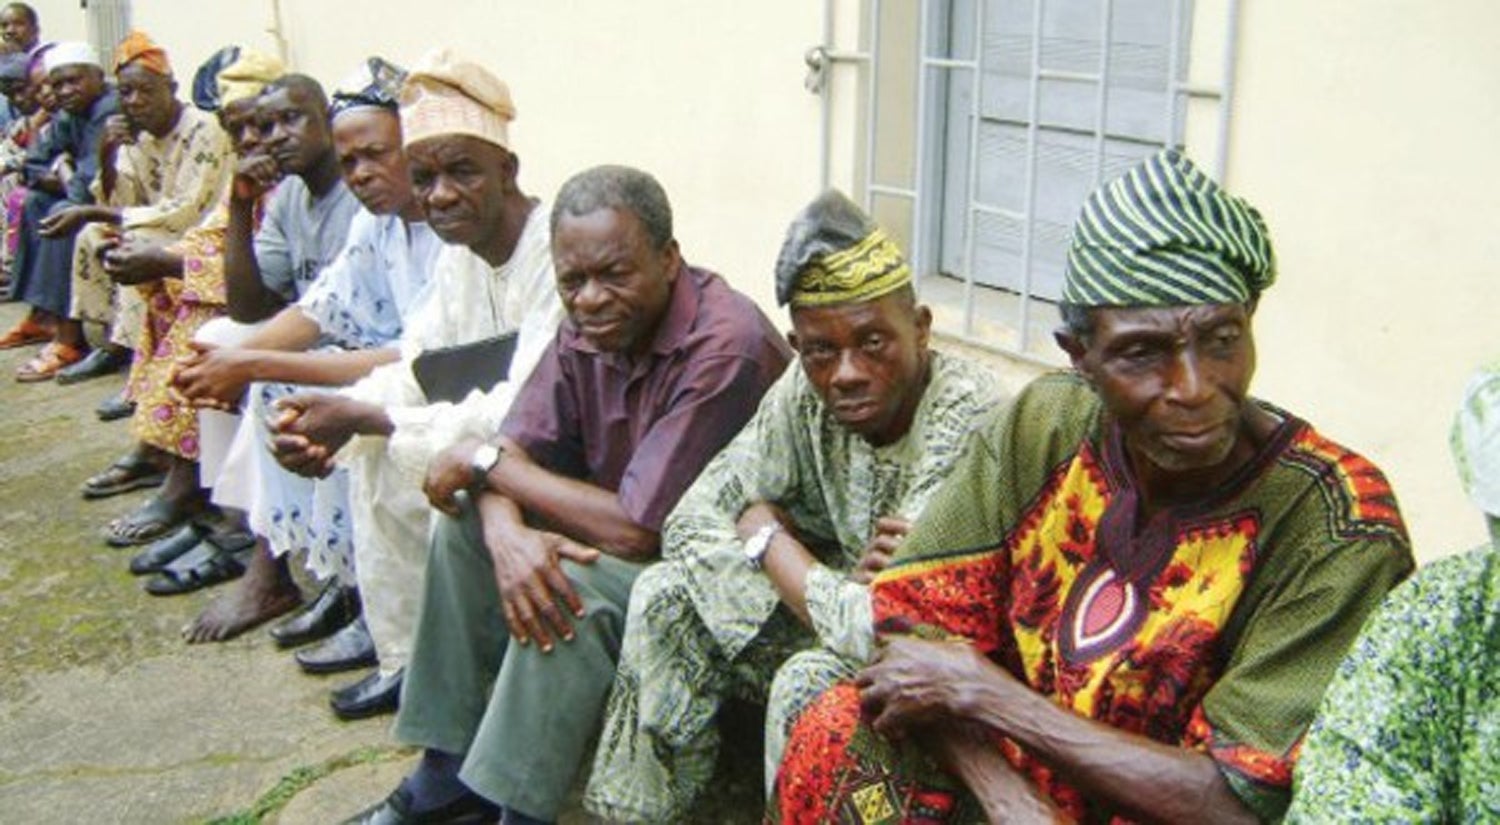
[644, 263, 699, 356]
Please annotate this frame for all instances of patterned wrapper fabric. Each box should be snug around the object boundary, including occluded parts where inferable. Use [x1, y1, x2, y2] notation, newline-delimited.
[127, 193, 267, 459]
[771, 374, 1413, 824]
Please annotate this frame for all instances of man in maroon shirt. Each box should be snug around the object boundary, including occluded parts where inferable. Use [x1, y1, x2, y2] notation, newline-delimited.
[346, 165, 791, 825]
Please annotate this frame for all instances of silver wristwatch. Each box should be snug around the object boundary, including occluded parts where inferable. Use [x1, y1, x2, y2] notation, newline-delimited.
[469, 443, 503, 487]
[743, 522, 782, 570]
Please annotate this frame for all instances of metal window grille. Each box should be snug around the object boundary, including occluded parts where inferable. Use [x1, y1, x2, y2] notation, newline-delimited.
[818, 0, 1239, 364]
[83, 0, 132, 61]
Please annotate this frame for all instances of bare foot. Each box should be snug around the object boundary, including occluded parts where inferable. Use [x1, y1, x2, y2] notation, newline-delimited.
[183, 543, 302, 643]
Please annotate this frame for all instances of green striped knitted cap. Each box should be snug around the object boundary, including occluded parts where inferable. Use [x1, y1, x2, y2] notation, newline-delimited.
[1063, 149, 1275, 307]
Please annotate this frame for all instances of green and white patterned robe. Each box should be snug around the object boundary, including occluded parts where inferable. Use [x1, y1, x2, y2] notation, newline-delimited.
[585, 351, 1003, 823]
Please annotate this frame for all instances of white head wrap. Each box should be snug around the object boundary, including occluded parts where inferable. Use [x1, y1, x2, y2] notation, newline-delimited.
[44, 41, 101, 73]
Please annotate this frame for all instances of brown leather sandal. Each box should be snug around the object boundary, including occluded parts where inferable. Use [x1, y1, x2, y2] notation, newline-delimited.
[16, 341, 86, 382]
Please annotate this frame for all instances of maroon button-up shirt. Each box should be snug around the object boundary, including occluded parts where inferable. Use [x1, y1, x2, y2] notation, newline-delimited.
[502, 264, 791, 531]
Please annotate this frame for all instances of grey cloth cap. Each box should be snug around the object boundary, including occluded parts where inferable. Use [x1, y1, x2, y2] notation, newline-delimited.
[773, 188, 880, 306]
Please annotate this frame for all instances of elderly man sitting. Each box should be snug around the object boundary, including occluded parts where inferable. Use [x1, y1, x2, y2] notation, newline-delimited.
[584, 190, 1003, 822]
[88, 48, 283, 557]
[1285, 362, 1500, 824]
[771, 150, 1414, 824]
[99, 73, 358, 554]
[49, 30, 231, 388]
[166, 65, 440, 671]
[263, 50, 565, 721]
[349, 165, 791, 825]
[3, 41, 117, 379]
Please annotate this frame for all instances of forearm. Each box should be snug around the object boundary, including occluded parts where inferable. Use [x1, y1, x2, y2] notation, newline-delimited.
[224, 199, 282, 322]
[98, 146, 119, 199]
[240, 307, 323, 351]
[239, 347, 400, 389]
[336, 397, 394, 438]
[476, 490, 530, 557]
[963, 677, 1255, 825]
[932, 727, 1068, 824]
[83, 204, 121, 225]
[754, 510, 817, 626]
[154, 249, 186, 280]
[485, 445, 658, 560]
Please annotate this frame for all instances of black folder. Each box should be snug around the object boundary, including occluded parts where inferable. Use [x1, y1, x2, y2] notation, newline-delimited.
[411, 331, 520, 404]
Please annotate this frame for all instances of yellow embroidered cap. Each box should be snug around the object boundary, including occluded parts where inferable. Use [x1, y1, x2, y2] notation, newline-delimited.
[215, 49, 284, 107]
[775, 189, 911, 308]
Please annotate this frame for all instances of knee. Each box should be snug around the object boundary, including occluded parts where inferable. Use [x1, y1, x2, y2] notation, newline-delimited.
[624, 562, 689, 626]
[194, 316, 253, 347]
[429, 503, 486, 565]
[77, 222, 107, 248]
[769, 651, 855, 743]
[21, 190, 45, 215]
[766, 656, 815, 737]
[766, 659, 801, 719]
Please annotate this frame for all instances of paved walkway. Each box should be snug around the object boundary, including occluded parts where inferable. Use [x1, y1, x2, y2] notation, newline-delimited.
[0, 301, 418, 823]
[0, 302, 774, 824]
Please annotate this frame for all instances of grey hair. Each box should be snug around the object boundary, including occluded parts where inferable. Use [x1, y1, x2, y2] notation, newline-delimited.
[550, 165, 673, 249]
[1057, 302, 1094, 341]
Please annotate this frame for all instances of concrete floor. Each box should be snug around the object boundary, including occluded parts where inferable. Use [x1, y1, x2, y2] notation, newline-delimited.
[0, 301, 408, 823]
[0, 301, 773, 824]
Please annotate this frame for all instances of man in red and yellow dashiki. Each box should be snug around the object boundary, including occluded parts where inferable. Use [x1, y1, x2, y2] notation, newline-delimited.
[771, 150, 1414, 824]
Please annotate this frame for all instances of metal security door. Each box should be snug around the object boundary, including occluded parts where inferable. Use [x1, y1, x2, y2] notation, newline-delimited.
[84, 0, 132, 58]
[811, 0, 1237, 359]
[925, 0, 1237, 358]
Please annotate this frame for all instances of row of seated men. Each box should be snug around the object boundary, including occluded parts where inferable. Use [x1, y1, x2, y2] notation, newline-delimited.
[3, 15, 1493, 825]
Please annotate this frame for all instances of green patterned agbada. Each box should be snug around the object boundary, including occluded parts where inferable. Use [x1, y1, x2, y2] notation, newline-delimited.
[583, 351, 1002, 823]
[1287, 362, 1500, 824]
[1285, 544, 1500, 824]
[771, 373, 1414, 824]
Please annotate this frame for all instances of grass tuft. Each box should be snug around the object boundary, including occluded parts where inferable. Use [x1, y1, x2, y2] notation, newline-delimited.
[205, 744, 413, 824]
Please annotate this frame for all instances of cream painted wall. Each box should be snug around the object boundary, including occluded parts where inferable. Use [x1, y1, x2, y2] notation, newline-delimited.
[23, 1, 1493, 562]
[854, 0, 1494, 564]
[31, 0, 827, 314]
[1227, 1, 1499, 562]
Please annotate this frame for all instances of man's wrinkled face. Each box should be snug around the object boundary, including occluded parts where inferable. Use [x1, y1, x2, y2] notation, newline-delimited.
[115, 63, 176, 136]
[331, 108, 410, 217]
[257, 85, 331, 176]
[789, 291, 932, 447]
[406, 134, 512, 248]
[1064, 302, 1256, 475]
[49, 63, 104, 116]
[0, 8, 36, 51]
[218, 96, 264, 158]
[553, 207, 679, 354]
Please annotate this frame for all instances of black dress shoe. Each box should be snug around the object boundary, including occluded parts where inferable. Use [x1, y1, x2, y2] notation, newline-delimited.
[56, 346, 130, 385]
[295, 616, 377, 674]
[330, 667, 403, 721]
[270, 581, 362, 648]
[128, 522, 209, 575]
[341, 785, 498, 825]
[95, 392, 136, 422]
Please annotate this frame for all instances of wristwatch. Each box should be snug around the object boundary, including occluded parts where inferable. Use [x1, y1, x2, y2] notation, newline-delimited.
[743, 522, 783, 570]
[469, 443, 504, 488]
